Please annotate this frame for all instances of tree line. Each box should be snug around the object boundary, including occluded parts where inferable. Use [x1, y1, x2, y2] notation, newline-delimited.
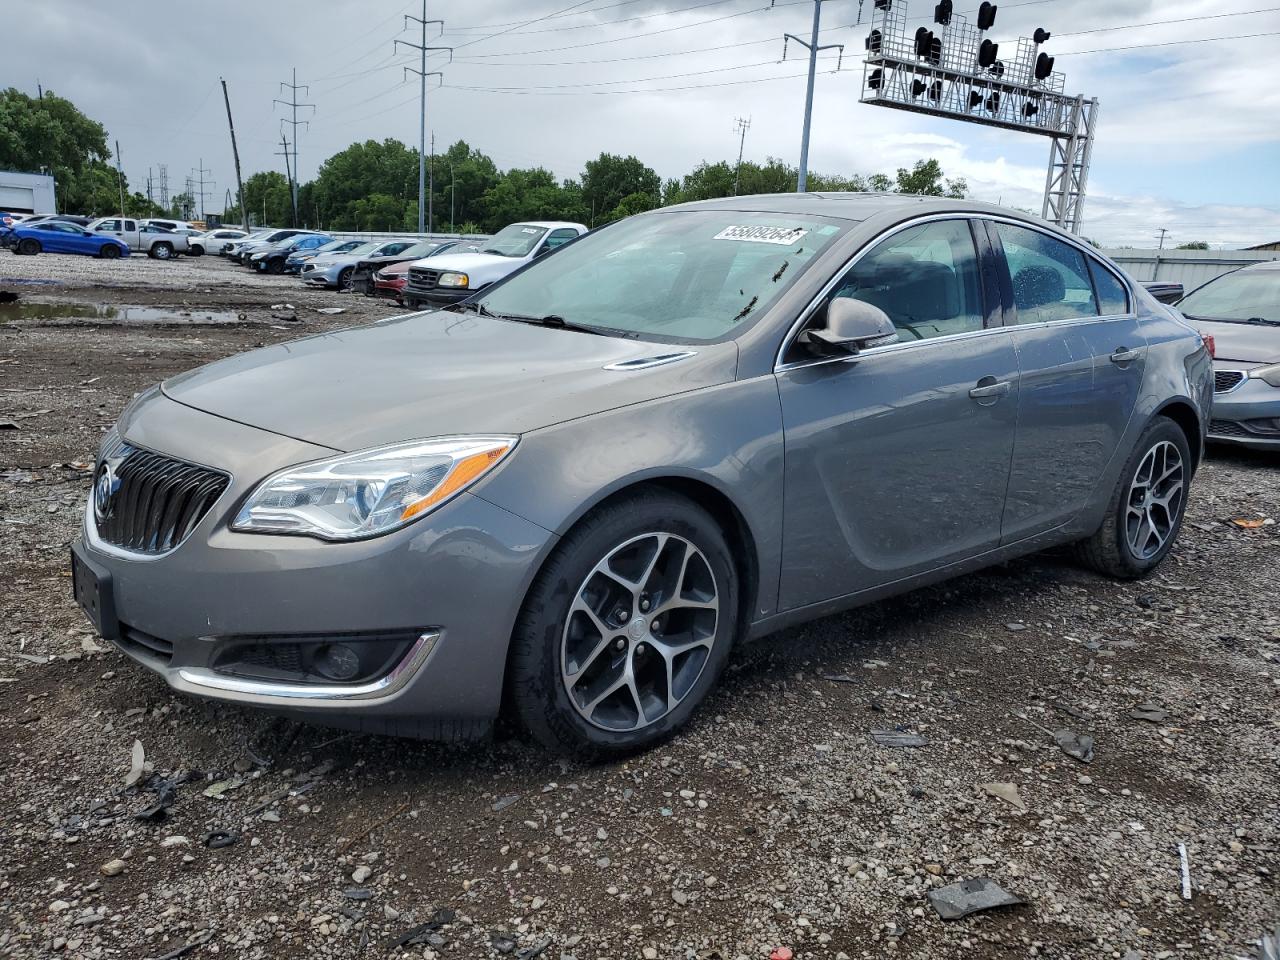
[1, 87, 968, 234]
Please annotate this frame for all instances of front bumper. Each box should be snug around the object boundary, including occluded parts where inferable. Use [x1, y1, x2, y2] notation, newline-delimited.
[403, 284, 471, 305]
[1209, 366, 1280, 450]
[302, 266, 340, 286]
[74, 393, 556, 738]
[373, 278, 407, 299]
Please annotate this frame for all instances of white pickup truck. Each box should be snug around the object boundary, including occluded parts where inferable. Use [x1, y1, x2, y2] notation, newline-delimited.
[401, 221, 588, 309]
[86, 217, 190, 260]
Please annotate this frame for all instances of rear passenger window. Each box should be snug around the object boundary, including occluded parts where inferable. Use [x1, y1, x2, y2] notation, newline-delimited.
[824, 219, 985, 342]
[1089, 259, 1129, 315]
[995, 222, 1098, 323]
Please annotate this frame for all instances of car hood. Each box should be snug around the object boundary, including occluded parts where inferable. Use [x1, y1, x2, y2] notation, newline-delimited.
[1192, 317, 1280, 364]
[160, 310, 737, 452]
[410, 251, 524, 272]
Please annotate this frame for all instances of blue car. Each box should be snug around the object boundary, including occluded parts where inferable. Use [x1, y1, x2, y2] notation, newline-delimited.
[3, 220, 131, 259]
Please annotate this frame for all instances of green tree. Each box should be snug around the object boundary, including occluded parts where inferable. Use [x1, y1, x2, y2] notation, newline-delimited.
[581, 153, 660, 226]
[241, 171, 293, 227]
[1176, 241, 1209, 250]
[894, 159, 967, 198]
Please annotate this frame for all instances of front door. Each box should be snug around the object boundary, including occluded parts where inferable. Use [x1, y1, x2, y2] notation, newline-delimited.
[776, 218, 1019, 611]
[988, 220, 1147, 541]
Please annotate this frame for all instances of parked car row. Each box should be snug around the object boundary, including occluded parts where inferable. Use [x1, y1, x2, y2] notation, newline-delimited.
[0, 212, 251, 261]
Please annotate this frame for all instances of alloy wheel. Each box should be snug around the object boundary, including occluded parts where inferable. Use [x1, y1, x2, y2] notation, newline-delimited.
[561, 532, 719, 733]
[1125, 440, 1185, 560]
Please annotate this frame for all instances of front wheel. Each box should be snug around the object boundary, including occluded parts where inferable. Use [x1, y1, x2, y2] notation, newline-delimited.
[508, 489, 739, 758]
[99, 244, 121, 259]
[336, 267, 353, 290]
[150, 242, 174, 260]
[17, 238, 40, 255]
[1075, 417, 1192, 579]
[188, 245, 203, 257]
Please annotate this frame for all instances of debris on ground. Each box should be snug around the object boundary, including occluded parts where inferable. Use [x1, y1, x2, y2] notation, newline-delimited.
[1179, 842, 1193, 900]
[201, 777, 244, 799]
[388, 908, 456, 949]
[1130, 704, 1170, 722]
[491, 794, 520, 812]
[980, 782, 1027, 812]
[124, 739, 146, 788]
[870, 729, 929, 748]
[490, 930, 518, 954]
[203, 830, 240, 849]
[927, 877, 1024, 920]
[1054, 728, 1095, 763]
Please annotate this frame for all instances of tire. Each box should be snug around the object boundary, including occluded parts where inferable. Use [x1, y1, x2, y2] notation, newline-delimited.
[99, 244, 121, 260]
[17, 238, 40, 255]
[188, 244, 204, 257]
[404, 297, 420, 310]
[509, 489, 740, 758]
[1075, 416, 1192, 579]
[336, 267, 353, 291]
[267, 258, 284, 275]
[150, 242, 174, 261]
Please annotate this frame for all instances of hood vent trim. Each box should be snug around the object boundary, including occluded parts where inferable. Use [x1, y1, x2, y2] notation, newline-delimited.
[604, 352, 697, 372]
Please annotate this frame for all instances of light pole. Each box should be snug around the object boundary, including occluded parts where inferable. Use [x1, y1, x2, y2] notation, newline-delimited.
[784, 0, 844, 192]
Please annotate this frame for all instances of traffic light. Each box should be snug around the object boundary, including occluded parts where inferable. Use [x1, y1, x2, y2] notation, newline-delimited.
[986, 91, 1001, 112]
[874, 0, 891, 9]
[1034, 52, 1055, 80]
[928, 79, 942, 100]
[977, 2, 997, 30]
[915, 27, 933, 56]
[978, 39, 999, 67]
[868, 69, 884, 90]
[934, 0, 953, 25]
[1033, 27, 1051, 44]
[866, 29, 883, 53]
[912, 78, 928, 98]
[969, 91, 983, 109]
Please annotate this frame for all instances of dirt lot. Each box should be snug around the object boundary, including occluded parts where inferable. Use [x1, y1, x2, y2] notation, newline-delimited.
[0, 252, 1277, 960]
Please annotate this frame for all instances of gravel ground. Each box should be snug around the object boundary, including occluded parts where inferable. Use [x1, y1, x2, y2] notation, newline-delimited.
[1, 254, 1278, 960]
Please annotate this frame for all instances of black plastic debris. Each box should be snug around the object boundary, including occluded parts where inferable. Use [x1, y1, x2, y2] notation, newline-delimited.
[490, 931, 518, 955]
[927, 877, 1024, 920]
[516, 939, 552, 960]
[343, 887, 374, 900]
[1053, 728, 1094, 763]
[491, 795, 520, 812]
[871, 729, 929, 748]
[822, 674, 862, 684]
[135, 780, 178, 822]
[203, 829, 240, 849]
[389, 908, 456, 949]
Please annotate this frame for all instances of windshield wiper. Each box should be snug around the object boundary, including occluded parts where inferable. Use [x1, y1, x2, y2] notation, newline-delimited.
[1182, 313, 1280, 326]
[484, 309, 609, 336]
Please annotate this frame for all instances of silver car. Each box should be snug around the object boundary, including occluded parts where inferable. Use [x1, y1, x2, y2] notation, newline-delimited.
[71, 195, 1212, 756]
[1176, 260, 1280, 450]
[300, 239, 419, 289]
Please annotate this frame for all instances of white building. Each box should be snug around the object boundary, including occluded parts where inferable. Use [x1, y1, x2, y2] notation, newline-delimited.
[0, 170, 57, 215]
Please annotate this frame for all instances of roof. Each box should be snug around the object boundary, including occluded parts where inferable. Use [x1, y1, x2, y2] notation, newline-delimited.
[665, 192, 1030, 223]
[1240, 258, 1280, 271]
[517, 221, 587, 229]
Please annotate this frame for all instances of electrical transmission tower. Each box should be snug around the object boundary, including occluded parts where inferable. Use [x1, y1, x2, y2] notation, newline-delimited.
[396, 1, 450, 234]
[783, 0, 845, 192]
[732, 117, 751, 195]
[190, 158, 214, 222]
[158, 164, 170, 210]
[274, 68, 314, 225]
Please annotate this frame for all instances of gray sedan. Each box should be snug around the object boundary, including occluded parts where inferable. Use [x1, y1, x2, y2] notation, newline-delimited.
[71, 195, 1212, 756]
[300, 238, 419, 289]
[1176, 260, 1280, 450]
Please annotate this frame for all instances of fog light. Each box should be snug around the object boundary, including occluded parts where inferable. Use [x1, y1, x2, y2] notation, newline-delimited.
[316, 643, 361, 681]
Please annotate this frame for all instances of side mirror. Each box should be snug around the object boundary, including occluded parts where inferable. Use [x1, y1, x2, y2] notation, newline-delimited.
[800, 298, 899, 355]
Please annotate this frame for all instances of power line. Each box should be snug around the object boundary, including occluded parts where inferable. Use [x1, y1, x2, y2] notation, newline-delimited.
[1059, 29, 1280, 55]
[450, 0, 601, 52]
[447, 68, 818, 96]
[444, 0, 741, 38]
[1053, 6, 1280, 38]
[274, 68, 315, 222]
[396, 1, 450, 234]
[733, 116, 751, 195]
[442, 54, 838, 91]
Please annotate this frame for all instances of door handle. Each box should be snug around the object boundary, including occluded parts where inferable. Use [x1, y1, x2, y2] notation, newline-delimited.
[1110, 347, 1142, 364]
[969, 377, 1011, 401]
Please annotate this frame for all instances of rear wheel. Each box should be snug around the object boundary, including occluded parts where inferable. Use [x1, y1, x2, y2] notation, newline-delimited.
[17, 238, 40, 255]
[150, 242, 174, 260]
[99, 244, 121, 259]
[267, 257, 284, 275]
[509, 489, 739, 758]
[1075, 416, 1191, 579]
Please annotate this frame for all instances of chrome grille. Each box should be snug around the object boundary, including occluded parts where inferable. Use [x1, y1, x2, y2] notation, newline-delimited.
[1214, 370, 1245, 393]
[95, 438, 229, 554]
[407, 267, 440, 290]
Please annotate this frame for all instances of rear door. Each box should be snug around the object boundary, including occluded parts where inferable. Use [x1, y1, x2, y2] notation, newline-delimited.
[988, 220, 1147, 541]
[775, 217, 1019, 609]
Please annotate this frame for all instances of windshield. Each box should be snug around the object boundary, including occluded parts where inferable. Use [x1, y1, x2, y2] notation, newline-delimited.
[477, 211, 846, 341]
[313, 239, 352, 254]
[1179, 268, 1279, 323]
[398, 240, 445, 259]
[333, 241, 380, 257]
[482, 223, 549, 258]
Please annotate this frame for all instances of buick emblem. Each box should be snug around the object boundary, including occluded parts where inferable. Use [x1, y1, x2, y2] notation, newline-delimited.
[93, 462, 119, 523]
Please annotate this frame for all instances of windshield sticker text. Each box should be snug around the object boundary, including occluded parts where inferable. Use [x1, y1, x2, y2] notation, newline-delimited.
[713, 225, 808, 245]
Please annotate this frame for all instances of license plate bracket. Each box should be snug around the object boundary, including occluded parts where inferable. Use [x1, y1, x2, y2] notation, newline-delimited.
[70, 543, 120, 642]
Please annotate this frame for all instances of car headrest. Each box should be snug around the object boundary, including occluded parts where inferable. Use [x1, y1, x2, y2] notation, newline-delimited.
[1012, 265, 1065, 309]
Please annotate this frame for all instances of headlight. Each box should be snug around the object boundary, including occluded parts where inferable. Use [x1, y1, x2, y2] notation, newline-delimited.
[231, 436, 516, 541]
[437, 272, 469, 288]
[1249, 363, 1280, 388]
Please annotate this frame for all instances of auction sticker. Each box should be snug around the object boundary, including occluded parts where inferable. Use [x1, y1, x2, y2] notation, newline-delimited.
[713, 225, 808, 245]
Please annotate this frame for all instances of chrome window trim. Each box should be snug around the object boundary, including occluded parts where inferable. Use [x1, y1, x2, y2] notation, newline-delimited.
[774, 211, 1139, 373]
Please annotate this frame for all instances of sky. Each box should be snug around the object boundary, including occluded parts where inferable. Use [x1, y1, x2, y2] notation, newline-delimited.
[8, 0, 1280, 247]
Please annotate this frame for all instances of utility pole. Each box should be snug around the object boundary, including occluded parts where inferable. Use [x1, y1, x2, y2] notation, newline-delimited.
[146, 167, 154, 206]
[1155, 228, 1168, 250]
[396, 2, 450, 235]
[784, 0, 844, 192]
[428, 131, 435, 233]
[220, 79, 249, 232]
[274, 68, 314, 224]
[37, 79, 43, 101]
[191, 158, 213, 222]
[277, 134, 295, 226]
[114, 140, 127, 219]
[158, 164, 169, 211]
[732, 116, 751, 195]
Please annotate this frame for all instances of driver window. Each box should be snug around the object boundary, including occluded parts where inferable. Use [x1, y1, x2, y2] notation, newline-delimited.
[823, 219, 984, 343]
[545, 228, 578, 251]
